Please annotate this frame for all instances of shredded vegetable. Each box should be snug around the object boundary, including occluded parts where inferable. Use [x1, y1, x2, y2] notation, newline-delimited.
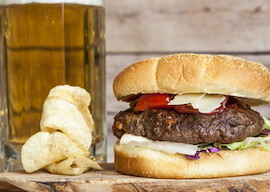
[205, 147, 220, 153]
[186, 118, 270, 160]
[263, 117, 270, 130]
[185, 151, 200, 160]
[260, 130, 270, 135]
[185, 147, 220, 160]
[214, 136, 270, 152]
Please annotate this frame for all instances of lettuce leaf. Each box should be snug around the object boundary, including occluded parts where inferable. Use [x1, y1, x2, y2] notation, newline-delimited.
[213, 118, 270, 151]
[263, 117, 270, 130]
[214, 136, 270, 151]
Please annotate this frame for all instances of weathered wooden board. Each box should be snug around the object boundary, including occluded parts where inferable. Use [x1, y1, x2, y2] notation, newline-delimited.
[0, 164, 270, 192]
[106, 0, 270, 53]
[0, 181, 24, 192]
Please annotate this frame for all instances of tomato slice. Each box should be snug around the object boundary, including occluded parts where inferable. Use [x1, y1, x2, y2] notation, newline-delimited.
[133, 94, 171, 111]
[172, 105, 200, 114]
[123, 94, 142, 102]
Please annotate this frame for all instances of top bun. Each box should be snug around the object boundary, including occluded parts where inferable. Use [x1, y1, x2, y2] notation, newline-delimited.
[113, 53, 270, 106]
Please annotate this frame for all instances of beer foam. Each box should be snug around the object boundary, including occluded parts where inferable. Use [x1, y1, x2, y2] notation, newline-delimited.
[1, 0, 103, 6]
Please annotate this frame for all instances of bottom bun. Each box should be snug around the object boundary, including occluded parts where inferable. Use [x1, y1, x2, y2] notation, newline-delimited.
[114, 141, 270, 179]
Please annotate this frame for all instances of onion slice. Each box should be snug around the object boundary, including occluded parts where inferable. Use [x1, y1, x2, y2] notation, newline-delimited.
[120, 134, 198, 156]
[185, 147, 220, 160]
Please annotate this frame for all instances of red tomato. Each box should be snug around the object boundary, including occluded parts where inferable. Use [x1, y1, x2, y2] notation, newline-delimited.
[133, 94, 171, 111]
[123, 94, 142, 102]
[172, 105, 200, 114]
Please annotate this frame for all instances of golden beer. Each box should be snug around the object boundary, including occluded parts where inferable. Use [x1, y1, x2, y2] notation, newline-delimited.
[0, 1, 106, 171]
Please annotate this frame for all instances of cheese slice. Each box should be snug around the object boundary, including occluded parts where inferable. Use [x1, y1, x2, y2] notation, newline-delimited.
[192, 94, 226, 113]
[120, 133, 198, 156]
[168, 93, 226, 114]
[168, 93, 205, 105]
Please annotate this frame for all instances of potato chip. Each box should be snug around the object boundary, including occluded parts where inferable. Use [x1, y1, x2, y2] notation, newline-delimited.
[45, 155, 102, 175]
[47, 85, 94, 132]
[22, 85, 101, 175]
[48, 85, 90, 108]
[21, 132, 90, 173]
[40, 97, 92, 150]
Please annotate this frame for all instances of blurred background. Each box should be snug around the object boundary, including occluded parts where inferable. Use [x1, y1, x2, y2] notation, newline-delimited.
[105, 0, 270, 162]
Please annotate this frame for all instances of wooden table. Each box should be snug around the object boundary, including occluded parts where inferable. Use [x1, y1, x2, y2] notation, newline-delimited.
[0, 181, 25, 192]
[0, 163, 270, 192]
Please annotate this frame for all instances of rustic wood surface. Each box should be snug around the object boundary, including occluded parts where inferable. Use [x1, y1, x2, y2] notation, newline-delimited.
[0, 164, 270, 192]
[106, 0, 270, 53]
[0, 182, 24, 192]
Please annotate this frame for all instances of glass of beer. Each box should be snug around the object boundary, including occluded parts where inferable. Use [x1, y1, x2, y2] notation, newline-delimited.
[0, 0, 106, 172]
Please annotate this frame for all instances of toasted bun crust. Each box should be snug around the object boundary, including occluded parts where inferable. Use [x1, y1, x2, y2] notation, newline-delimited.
[114, 142, 270, 179]
[113, 53, 270, 105]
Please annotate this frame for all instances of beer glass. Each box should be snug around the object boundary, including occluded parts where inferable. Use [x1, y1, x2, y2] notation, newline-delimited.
[0, 0, 106, 172]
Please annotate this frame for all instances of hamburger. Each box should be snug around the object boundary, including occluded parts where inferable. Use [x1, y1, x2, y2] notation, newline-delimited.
[112, 53, 270, 178]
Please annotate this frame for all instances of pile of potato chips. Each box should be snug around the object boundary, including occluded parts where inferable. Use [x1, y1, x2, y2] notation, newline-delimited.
[21, 85, 102, 175]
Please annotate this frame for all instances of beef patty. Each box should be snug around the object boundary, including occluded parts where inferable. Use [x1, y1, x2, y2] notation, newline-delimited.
[113, 101, 264, 144]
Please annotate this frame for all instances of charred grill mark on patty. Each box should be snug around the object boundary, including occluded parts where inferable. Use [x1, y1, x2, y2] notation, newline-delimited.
[112, 101, 264, 144]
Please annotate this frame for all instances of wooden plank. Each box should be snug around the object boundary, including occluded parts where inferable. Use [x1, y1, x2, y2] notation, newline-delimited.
[106, 0, 270, 53]
[0, 181, 25, 192]
[0, 164, 270, 192]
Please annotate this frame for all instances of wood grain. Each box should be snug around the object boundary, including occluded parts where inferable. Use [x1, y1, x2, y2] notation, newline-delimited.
[0, 181, 25, 192]
[106, 0, 270, 53]
[1, 164, 270, 192]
